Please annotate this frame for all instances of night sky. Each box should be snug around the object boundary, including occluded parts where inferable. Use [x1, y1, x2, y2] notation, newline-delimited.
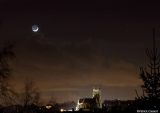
[1, 1, 160, 103]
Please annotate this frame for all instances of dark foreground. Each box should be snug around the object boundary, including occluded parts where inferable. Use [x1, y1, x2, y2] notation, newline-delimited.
[1, 99, 160, 113]
[1, 107, 159, 113]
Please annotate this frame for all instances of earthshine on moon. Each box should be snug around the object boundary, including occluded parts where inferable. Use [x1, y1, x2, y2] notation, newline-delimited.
[32, 25, 39, 32]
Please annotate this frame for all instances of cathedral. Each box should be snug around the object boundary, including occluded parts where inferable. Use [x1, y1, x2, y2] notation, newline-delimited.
[76, 88, 102, 111]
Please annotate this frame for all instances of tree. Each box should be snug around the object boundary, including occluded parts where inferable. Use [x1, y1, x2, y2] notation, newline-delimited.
[0, 43, 16, 105]
[139, 29, 160, 100]
[20, 79, 41, 107]
[136, 29, 160, 110]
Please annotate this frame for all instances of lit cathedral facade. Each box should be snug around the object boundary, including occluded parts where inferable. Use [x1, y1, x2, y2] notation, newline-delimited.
[76, 88, 102, 111]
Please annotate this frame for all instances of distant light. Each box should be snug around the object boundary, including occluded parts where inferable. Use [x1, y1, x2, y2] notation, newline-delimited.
[46, 105, 52, 109]
[32, 25, 39, 32]
[60, 108, 65, 112]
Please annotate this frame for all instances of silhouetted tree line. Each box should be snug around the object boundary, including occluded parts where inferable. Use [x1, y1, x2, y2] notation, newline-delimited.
[0, 43, 16, 105]
[134, 29, 160, 111]
[0, 43, 42, 113]
[0, 44, 77, 113]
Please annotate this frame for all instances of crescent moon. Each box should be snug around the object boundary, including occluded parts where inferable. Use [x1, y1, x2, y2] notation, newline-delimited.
[32, 25, 39, 32]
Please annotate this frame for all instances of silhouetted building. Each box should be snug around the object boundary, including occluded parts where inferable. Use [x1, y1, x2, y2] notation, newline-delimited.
[76, 98, 97, 111]
[76, 88, 102, 111]
[102, 100, 134, 111]
[93, 88, 102, 108]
